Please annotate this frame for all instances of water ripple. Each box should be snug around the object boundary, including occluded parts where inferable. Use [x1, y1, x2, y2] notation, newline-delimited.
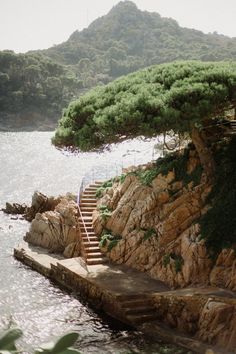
[0, 132, 188, 354]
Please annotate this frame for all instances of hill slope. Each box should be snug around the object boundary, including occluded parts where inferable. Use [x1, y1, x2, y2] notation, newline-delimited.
[41, 0, 236, 86]
[1, 0, 236, 130]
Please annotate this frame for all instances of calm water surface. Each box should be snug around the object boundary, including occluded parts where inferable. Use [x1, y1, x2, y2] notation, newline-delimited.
[0, 132, 188, 354]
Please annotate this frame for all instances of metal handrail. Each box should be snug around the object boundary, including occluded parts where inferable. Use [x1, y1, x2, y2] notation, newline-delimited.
[78, 205, 91, 245]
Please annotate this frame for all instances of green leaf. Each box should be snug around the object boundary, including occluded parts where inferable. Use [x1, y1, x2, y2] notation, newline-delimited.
[34, 333, 80, 354]
[0, 328, 22, 351]
[52, 333, 79, 353]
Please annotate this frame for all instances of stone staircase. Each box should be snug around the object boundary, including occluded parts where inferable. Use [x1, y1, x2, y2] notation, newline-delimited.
[116, 294, 158, 325]
[78, 181, 106, 265]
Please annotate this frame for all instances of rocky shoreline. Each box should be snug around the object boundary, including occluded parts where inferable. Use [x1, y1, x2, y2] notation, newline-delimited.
[5, 148, 236, 353]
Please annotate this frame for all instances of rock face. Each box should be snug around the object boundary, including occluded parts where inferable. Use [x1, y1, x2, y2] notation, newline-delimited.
[93, 150, 236, 290]
[25, 191, 63, 221]
[152, 291, 236, 353]
[24, 196, 81, 258]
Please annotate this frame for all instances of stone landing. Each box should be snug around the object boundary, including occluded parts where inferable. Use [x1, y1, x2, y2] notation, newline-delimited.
[14, 243, 234, 354]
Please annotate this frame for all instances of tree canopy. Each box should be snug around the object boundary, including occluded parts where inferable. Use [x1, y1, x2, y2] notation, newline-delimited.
[53, 61, 236, 151]
[0, 50, 83, 125]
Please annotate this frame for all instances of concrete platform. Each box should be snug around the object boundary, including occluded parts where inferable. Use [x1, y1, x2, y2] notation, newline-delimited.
[14, 243, 234, 354]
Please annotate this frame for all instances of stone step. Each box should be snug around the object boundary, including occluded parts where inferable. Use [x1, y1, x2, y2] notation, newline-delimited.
[83, 241, 99, 247]
[89, 184, 103, 188]
[126, 313, 158, 324]
[80, 200, 97, 205]
[79, 217, 93, 222]
[82, 236, 99, 242]
[116, 293, 151, 301]
[86, 252, 103, 259]
[81, 231, 96, 236]
[80, 207, 96, 212]
[81, 193, 96, 198]
[80, 227, 94, 232]
[94, 181, 104, 185]
[81, 212, 94, 217]
[123, 306, 154, 315]
[84, 247, 101, 253]
[86, 257, 105, 265]
[80, 194, 97, 202]
[83, 187, 98, 192]
[120, 299, 153, 308]
[80, 224, 93, 229]
[80, 221, 93, 225]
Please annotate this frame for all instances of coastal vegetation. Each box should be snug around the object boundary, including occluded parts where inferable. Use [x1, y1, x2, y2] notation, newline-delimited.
[42, 1, 236, 85]
[53, 60, 236, 179]
[2, 1, 236, 127]
[0, 51, 82, 121]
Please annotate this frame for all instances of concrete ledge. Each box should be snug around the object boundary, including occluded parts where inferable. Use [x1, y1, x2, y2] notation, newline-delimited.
[14, 243, 234, 354]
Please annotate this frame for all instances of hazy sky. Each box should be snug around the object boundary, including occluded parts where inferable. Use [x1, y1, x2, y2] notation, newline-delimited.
[0, 0, 236, 53]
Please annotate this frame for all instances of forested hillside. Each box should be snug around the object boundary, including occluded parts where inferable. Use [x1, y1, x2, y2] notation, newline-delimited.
[1, 0, 236, 129]
[41, 1, 236, 88]
[0, 51, 83, 129]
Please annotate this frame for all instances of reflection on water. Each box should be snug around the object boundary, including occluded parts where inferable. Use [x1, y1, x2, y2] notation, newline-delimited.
[0, 132, 188, 353]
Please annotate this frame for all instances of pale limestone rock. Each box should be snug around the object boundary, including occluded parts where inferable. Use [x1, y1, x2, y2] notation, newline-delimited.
[63, 242, 81, 258]
[24, 197, 80, 254]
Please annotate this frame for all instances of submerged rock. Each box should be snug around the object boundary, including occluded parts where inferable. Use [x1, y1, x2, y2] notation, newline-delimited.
[2, 191, 64, 221]
[2, 202, 28, 215]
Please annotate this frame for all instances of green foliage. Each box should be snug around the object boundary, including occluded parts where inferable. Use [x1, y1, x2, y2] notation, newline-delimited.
[0, 329, 80, 354]
[0, 328, 22, 352]
[99, 230, 121, 251]
[98, 205, 112, 221]
[163, 254, 171, 268]
[200, 138, 236, 256]
[126, 147, 202, 187]
[143, 228, 157, 241]
[95, 180, 113, 198]
[173, 255, 184, 273]
[0, 50, 82, 120]
[42, 1, 236, 90]
[53, 60, 236, 148]
[162, 253, 184, 272]
[3, 3, 236, 128]
[119, 174, 127, 184]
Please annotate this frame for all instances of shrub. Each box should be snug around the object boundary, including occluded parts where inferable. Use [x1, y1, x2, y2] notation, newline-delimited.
[95, 179, 113, 198]
[143, 228, 157, 241]
[99, 230, 121, 251]
[200, 138, 236, 257]
[98, 205, 112, 220]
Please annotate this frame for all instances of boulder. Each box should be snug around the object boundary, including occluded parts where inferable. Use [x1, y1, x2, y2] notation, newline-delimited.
[24, 197, 81, 256]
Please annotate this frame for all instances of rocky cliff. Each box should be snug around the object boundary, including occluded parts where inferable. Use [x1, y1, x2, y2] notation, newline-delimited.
[93, 147, 236, 291]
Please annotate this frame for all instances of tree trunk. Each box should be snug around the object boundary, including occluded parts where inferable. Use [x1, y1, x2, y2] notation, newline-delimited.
[191, 127, 215, 181]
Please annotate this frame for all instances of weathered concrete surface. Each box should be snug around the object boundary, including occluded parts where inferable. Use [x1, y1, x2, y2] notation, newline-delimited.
[14, 243, 234, 353]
